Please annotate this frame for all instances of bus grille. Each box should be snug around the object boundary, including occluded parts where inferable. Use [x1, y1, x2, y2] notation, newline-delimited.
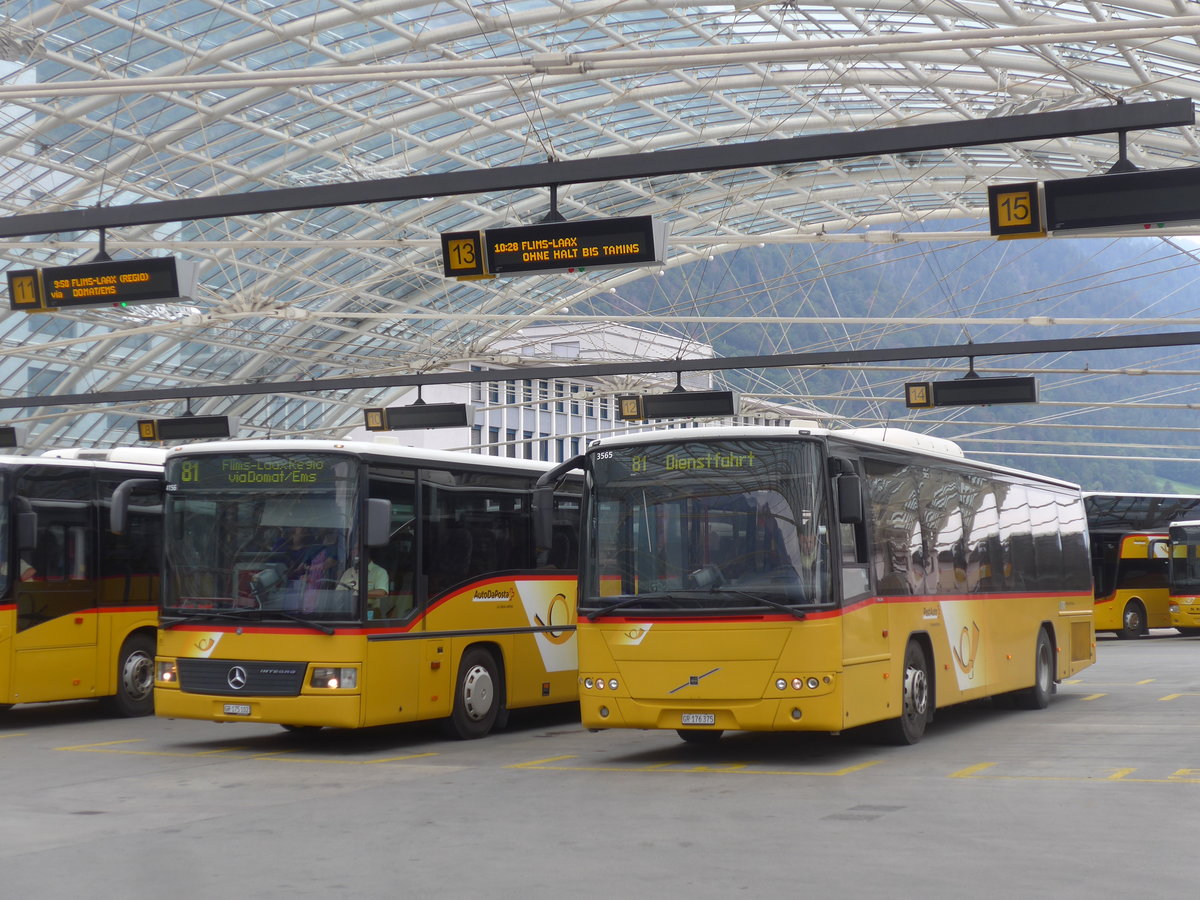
[177, 658, 306, 696]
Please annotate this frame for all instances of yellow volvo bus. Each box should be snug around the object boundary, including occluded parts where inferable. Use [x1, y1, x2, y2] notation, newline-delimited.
[1, 448, 164, 716]
[117, 440, 580, 737]
[1083, 493, 1200, 638]
[1167, 520, 1200, 635]
[544, 426, 1095, 745]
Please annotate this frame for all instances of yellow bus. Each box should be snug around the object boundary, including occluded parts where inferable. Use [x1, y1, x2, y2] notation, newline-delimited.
[1083, 493, 1200, 638]
[118, 440, 580, 737]
[547, 426, 1095, 745]
[1, 448, 164, 716]
[1167, 520, 1200, 636]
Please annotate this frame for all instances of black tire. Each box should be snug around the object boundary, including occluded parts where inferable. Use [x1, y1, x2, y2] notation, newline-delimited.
[876, 640, 931, 745]
[1116, 600, 1145, 639]
[105, 633, 155, 717]
[444, 646, 503, 740]
[1013, 629, 1055, 710]
[676, 728, 723, 744]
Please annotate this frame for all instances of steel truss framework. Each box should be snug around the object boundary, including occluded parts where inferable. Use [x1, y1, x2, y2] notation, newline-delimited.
[2, 1, 1200, 465]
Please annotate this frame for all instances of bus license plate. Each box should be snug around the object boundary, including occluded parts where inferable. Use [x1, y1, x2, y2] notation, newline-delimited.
[223, 703, 252, 716]
[681, 713, 715, 726]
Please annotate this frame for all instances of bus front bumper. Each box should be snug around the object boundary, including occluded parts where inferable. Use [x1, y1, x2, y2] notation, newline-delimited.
[154, 685, 364, 729]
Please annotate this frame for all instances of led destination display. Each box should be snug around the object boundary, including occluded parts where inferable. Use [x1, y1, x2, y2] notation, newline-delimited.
[7, 257, 198, 311]
[441, 216, 669, 278]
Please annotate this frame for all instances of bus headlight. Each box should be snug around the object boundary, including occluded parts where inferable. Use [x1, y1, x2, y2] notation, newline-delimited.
[156, 660, 177, 683]
[310, 667, 358, 689]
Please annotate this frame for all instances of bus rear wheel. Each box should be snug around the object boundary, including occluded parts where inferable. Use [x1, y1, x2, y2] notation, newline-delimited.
[1013, 629, 1055, 710]
[444, 647, 504, 740]
[1117, 600, 1146, 639]
[105, 633, 155, 718]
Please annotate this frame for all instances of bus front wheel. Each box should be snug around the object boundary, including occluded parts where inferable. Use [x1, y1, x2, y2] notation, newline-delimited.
[1117, 600, 1146, 639]
[444, 646, 504, 740]
[874, 640, 931, 745]
[106, 633, 155, 717]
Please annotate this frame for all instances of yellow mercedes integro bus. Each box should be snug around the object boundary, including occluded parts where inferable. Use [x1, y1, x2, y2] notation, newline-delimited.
[1, 448, 164, 716]
[548, 426, 1095, 745]
[1084, 493, 1200, 638]
[1167, 520, 1200, 635]
[117, 440, 580, 737]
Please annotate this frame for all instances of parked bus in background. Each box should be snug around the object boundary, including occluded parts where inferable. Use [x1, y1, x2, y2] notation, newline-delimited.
[542, 426, 1094, 745]
[113, 440, 580, 737]
[1167, 520, 1200, 635]
[1083, 492, 1200, 638]
[0, 447, 164, 716]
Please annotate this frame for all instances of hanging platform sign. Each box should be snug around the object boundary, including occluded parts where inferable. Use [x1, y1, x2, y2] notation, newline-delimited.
[6, 256, 199, 311]
[441, 216, 669, 278]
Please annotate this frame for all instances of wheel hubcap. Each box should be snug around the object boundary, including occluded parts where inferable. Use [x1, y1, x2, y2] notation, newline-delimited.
[123, 650, 153, 701]
[461, 664, 494, 721]
[903, 665, 928, 720]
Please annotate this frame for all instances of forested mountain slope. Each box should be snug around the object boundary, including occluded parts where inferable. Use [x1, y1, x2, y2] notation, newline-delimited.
[581, 232, 1200, 491]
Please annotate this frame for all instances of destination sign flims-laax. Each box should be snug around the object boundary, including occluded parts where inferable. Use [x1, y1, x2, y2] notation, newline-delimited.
[441, 216, 669, 278]
[6, 256, 198, 311]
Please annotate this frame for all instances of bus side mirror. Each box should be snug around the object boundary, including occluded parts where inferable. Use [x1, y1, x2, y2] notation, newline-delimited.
[837, 473, 863, 525]
[110, 478, 161, 535]
[366, 498, 391, 548]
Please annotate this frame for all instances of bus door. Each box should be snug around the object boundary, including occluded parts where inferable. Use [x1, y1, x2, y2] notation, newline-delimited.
[361, 468, 426, 722]
[12, 469, 99, 702]
[841, 464, 891, 707]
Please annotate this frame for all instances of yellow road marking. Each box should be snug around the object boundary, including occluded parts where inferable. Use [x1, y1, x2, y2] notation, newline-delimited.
[952, 763, 1200, 784]
[249, 751, 439, 765]
[54, 738, 439, 765]
[508, 754, 881, 776]
[1082, 693, 1106, 701]
[951, 762, 997, 778]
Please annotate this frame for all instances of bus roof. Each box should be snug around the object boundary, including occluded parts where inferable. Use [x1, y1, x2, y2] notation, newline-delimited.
[0, 449, 164, 472]
[587, 425, 1080, 490]
[159, 438, 562, 475]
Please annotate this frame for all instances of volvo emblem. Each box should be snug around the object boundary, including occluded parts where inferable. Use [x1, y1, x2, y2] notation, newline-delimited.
[227, 666, 248, 690]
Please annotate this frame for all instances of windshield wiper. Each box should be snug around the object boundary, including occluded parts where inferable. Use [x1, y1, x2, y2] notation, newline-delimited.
[709, 588, 807, 620]
[271, 610, 336, 635]
[161, 606, 336, 634]
[161, 608, 261, 629]
[584, 592, 685, 621]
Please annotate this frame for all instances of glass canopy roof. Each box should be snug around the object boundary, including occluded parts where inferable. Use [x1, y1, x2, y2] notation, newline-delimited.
[2, 1, 1200, 454]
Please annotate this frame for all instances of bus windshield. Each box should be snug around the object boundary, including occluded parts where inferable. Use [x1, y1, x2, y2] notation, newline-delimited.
[163, 452, 360, 621]
[1169, 523, 1200, 594]
[0, 471, 8, 596]
[584, 438, 829, 617]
